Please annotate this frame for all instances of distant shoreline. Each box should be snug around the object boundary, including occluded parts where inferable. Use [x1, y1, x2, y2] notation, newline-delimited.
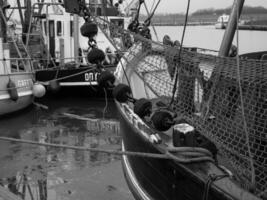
[144, 13, 267, 27]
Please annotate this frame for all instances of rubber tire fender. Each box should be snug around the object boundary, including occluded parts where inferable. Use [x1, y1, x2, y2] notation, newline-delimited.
[87, 48, 105, 64]
[134, 98, 152, 118]
[113, 84, 131, 103]
[97, 71, 115, 88]
[151, 111, 174, 131]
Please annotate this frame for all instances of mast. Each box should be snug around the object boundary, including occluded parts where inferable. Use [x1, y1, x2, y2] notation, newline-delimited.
[73, 14, 80, 64]
[0, 0, 7, 42]
[16, 0, 25, 27]
[23, 0, 32, 43]
[218, 0, 245, 56]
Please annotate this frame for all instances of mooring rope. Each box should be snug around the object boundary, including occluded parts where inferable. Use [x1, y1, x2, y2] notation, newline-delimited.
[0, 136, 214, 164]
[169, 0, 191, 106]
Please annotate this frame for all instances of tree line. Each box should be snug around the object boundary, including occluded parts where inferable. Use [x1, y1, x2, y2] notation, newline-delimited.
[191, 6, 267, 16]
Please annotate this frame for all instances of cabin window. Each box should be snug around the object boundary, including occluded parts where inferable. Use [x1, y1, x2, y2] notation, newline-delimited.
[97, 7, 102, 16]
[70, 20, 73, 37]
[43, 21, 47, 35]
[49, 21, 55, 37]
[57, 21, 62, 36]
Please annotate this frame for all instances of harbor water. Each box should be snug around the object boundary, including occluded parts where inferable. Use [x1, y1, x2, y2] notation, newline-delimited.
[0, 25, 267, 200]
[0, 97, 134, 200]
[153, 25, 267, 53]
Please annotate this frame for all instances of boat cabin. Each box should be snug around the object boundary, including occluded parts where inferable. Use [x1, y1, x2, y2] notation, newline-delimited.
[38, 1, 133, 65]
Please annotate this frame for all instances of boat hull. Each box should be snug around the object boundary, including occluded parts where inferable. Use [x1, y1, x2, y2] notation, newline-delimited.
[0, 73, 34, 116]
[119, 104, 201, 200]
[117, 102, 260, 200]
[35, 66, 115, 97]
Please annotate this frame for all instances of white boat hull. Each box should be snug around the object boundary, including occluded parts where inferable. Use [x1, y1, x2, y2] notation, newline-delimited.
[0, 73, 34, 116]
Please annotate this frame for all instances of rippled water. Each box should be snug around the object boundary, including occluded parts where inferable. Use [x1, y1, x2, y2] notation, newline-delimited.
[0, 97, 133, 200]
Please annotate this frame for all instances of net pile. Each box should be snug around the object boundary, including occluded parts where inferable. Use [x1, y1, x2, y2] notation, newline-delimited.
[96, 18, 267, 197]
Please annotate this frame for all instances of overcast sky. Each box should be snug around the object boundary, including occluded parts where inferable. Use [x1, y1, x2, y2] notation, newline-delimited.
[144, 0, 267, 13]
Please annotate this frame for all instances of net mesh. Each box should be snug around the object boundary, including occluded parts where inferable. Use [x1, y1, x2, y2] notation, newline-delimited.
[94, 17, 267, 197]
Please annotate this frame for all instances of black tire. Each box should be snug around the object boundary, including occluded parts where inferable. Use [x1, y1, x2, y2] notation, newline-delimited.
[151, 111, 174, 131]
[87, 48, 105, 64]
[48, 80, 61, 93]
[113, 84, 131, 103]
[134, 98, 152, 118]
[80, 21, 98, 38]
[97, 71, 115, 88]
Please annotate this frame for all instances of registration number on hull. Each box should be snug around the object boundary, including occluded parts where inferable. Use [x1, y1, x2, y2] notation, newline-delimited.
[17, 79, 33, 88]
[85, 72, 99, 82]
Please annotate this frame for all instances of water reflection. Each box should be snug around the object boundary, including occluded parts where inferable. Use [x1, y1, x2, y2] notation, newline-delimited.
[0, 97, 132, 200]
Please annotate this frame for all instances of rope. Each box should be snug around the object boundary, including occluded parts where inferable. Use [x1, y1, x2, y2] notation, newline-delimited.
[0, 136, 213, 164]
[202, 174, 230, 200]
[169, 0, 191, 106]
[235, 4, 256, 189]
[143, 1, 159, 41]
[102, 88, 108, 118]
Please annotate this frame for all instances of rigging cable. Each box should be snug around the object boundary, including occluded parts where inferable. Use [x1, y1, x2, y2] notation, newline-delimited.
[234, 2, 256, 190]
[143, 1, 159, 41]
[169, 0, 191, 106]
[143, 0, 161, 27]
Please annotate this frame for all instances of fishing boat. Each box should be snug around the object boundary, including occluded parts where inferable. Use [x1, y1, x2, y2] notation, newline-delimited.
[33, 0, 136, 96]
[215, 14, 229, 29]
[97, 0, 267, 199]
[0, 1, 45, 116]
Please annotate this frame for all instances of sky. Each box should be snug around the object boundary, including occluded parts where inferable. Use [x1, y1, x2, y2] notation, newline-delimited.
[144, 0, 267, 13]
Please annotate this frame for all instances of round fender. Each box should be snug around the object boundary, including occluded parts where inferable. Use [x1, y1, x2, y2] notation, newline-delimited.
[33, 83, 46, 98]
[134, 98, 152, 118]
[7, 79, 18, 101]
[80, 21, 98, 38]
[113, 84, 131, 103]
[48, 80, 61, 93]
[151, 111, 174, 131]
[97, 71, 115, 88]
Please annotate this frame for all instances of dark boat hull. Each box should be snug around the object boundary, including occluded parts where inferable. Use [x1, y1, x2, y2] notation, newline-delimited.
[117, 102, 260, 200]
[35, 66, 115, 97]
[119, 104, 204, 200]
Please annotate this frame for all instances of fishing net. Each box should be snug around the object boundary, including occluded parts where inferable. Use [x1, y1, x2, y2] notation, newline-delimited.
[94, 17, 267, 197]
